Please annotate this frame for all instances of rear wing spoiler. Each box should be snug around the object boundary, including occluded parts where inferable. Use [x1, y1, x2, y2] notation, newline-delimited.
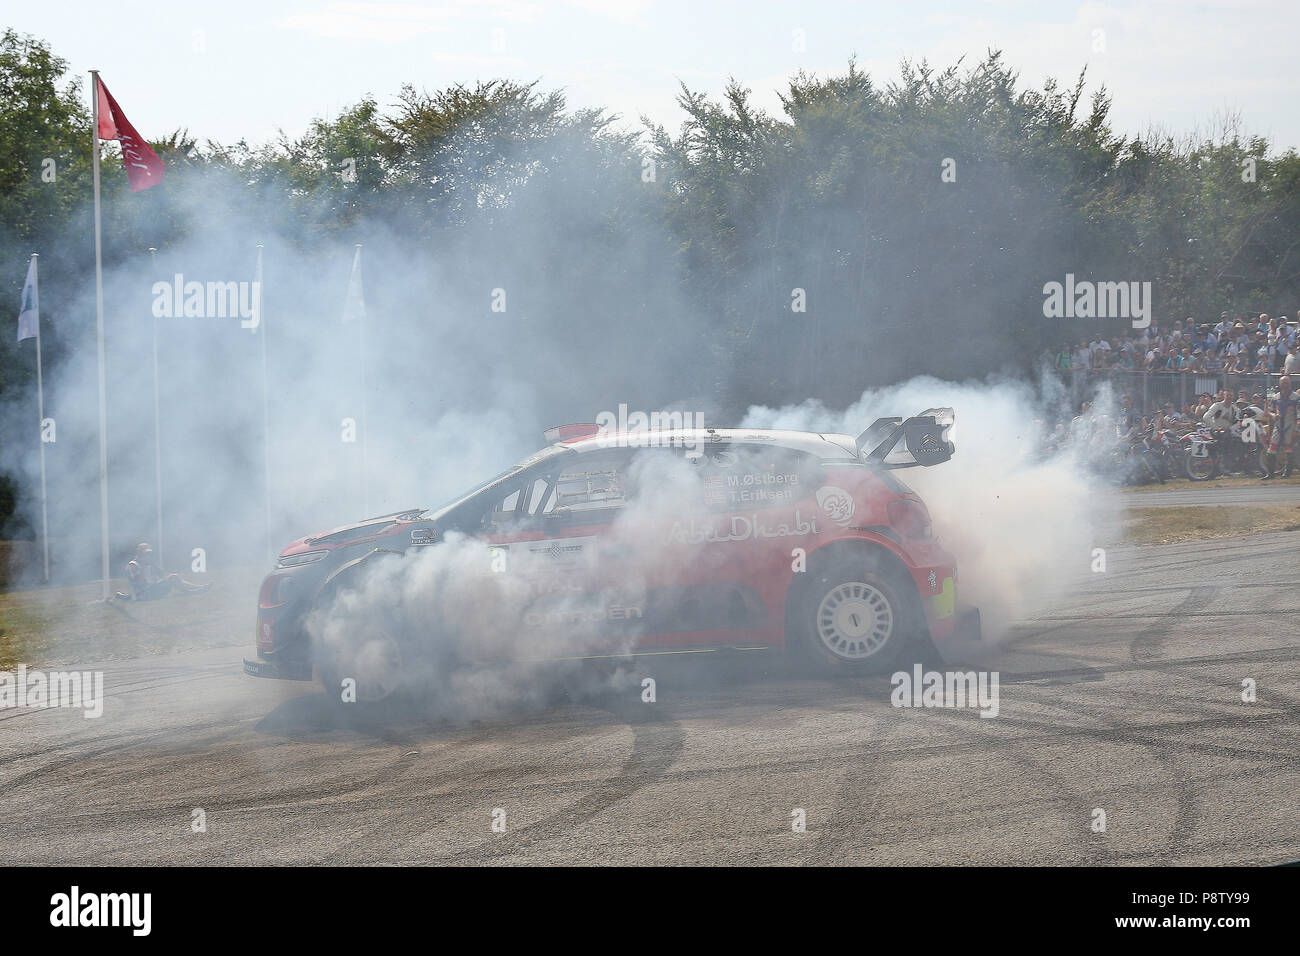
[855, 407, 956, 468]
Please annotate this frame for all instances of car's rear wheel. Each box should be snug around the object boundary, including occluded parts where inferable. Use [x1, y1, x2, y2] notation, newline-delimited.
[791, 555, 922, 673]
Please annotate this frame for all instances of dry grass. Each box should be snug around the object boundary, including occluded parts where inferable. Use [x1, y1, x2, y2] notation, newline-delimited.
[1126, 474, 1300, 491]
[1124, 505, 1300, 545]
[0, 568, 263, 669]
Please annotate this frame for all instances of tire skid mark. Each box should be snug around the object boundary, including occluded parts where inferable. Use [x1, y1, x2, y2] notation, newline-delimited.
[998, 682, 1300, 767]
[1, 721, 417, 819]
[0, 668, 239, 725]
[1, 720, 241, 791]
[1051, 580, 1294, 602]
[440, 704, 686, 863]
[1000, 671, 1298, 863]
[1031, 608, 1300, 624]
[906, 701, 1112, 864]
[966, 646, 1300, 688]
[797, 675, 1112, 865]
[801, 677, 901, 865]
[984, 683, 1197, 864]
[1131, 656, 1300, 778]
[1125, 584, 1219, 663]
[303, 716, 605, 863]
[997, 636, 1300, 765]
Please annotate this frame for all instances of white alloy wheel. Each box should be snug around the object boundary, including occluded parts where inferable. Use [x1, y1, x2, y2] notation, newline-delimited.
[815, 581, 895, 661]
[348, 636, 404, 702]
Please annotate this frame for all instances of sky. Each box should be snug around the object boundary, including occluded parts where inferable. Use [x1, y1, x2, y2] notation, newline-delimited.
[4, 0, 1298, 152]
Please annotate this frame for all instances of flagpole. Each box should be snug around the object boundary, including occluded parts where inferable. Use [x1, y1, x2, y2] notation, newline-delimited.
[356, 243, 368, 516]
[148, 247, 163, 567]
[256, 242, 271, 563]
[91, 69, 111, 601]
[32, 254, 49, 583]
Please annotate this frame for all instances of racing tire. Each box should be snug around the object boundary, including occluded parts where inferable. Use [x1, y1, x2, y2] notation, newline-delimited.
[1185, 448, 1219, 481]
[316, 630, 407, 709]
[309, 554, 418, 711]
[790, 554, 924, 674]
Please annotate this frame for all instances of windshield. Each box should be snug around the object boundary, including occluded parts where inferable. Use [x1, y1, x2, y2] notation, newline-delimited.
[428, 467, 522, 520]
[427, 445, 573, 521]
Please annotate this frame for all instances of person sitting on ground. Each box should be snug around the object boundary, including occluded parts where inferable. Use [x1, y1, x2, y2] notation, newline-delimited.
[121, 543, 211, 600]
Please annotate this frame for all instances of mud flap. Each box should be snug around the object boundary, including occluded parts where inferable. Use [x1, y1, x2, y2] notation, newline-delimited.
[954, 606, 982, 642]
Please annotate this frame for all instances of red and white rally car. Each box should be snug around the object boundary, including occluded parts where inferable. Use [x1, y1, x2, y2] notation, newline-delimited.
[244, 408, 979, 700]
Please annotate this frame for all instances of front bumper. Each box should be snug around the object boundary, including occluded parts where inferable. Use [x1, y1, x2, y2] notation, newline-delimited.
[243, 654, 313, 682]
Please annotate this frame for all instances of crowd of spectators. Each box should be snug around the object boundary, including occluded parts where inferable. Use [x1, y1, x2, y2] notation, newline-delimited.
[1053, 376, 1299, 481]
[1061, 388, 1267, 444]
[1050, 312, 1300, 375]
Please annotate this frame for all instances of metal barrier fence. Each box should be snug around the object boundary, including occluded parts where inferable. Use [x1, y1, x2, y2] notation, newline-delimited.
[1059, 370, 1284, 411]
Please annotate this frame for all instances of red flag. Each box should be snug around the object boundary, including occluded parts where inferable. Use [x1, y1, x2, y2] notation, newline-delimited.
[95, 76, 165, 192]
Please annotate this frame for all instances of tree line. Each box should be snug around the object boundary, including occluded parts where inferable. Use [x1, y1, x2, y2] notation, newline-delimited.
[2, 29, 1299, 533]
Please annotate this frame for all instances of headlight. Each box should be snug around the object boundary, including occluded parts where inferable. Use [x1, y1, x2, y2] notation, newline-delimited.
[277, 549, 329, 568]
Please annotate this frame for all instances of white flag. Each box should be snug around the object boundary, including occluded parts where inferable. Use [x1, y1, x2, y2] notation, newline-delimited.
[17, 256, 38, 342]
[341, 246, 365, 323]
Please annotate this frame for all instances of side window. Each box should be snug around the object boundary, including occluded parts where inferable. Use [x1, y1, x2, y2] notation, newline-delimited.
[485, 485, 526, 528]
[476, 452, 642, 530]
[524, 477, 553, 516]
[550, 453, 628, 519]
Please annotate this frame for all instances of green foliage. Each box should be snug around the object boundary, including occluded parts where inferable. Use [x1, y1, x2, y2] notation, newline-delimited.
[0, 30, 92, 484]
[2, 34, 1299, 424]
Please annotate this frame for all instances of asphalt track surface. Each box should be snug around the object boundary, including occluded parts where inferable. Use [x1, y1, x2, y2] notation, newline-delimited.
[1124, 481, 1300, 508]
[3, 494, 1299, 865]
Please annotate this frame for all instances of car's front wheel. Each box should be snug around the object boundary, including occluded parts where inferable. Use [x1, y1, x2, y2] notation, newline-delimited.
[792, 556, 922, 673]
[309, 554, 414, 709]
[316, 628, 406, 706]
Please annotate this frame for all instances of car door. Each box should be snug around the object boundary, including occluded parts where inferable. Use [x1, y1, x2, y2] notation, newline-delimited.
[474, 449, 642, 659]
[644, 442, 827, 646]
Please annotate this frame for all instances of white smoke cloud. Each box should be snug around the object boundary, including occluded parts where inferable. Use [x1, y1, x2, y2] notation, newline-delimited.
[742, 375, 1121, 642]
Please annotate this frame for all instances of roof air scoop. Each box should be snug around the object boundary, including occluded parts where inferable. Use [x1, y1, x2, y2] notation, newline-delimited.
[544, 423, 601, 443]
